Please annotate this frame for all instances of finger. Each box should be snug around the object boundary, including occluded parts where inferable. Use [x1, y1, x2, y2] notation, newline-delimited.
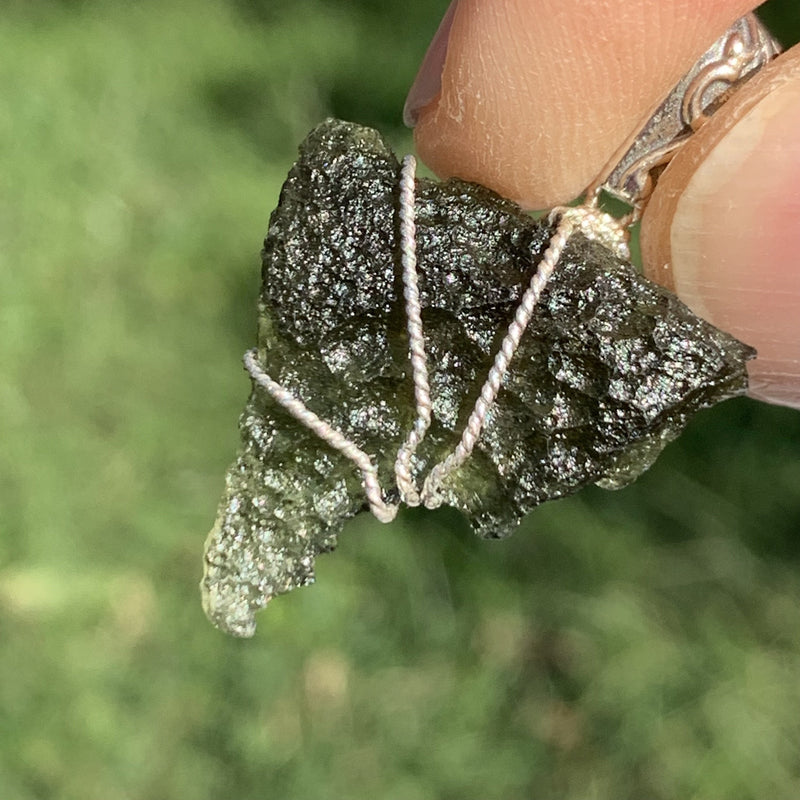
[407, 0, 758, 209]
[641, 44, 800, 410]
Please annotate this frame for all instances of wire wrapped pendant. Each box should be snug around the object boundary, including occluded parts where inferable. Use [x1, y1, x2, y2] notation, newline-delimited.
[201, 119, 755, 637]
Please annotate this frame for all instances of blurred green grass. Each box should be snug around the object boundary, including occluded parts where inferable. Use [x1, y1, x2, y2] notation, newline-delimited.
[1, 1, 800, 798]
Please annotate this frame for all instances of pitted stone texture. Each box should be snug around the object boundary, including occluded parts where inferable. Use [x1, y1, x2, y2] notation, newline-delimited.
[202, 120, 754, 636]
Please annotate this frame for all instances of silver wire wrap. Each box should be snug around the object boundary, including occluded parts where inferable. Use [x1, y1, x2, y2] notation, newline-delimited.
[244, 159, 628, 520]
[242, 155, 429, 523]
[420, 209, 576, 507]
[393, 155, 433, 507]
[243, 349, 399, 523]
[421, 200, 627, 506]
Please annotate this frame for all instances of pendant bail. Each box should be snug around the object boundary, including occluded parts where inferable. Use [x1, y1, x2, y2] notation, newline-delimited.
[589, 13, 781, 216]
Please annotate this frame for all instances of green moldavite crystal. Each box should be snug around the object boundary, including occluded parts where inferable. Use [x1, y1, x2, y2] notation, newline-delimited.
[202, 119, 755, 637]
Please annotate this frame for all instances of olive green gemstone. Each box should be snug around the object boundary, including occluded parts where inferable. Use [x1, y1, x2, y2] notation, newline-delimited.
[202, 119, 754, 637]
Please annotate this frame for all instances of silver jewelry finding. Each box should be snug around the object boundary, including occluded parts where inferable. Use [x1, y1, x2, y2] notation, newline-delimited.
[591, 12, 781, 214]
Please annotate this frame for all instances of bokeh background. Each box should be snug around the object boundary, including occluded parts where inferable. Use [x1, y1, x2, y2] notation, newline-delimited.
[2, 1, 800, 798]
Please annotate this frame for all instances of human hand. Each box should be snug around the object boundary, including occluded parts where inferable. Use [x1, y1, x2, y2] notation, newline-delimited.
[404, 0, 800, 409]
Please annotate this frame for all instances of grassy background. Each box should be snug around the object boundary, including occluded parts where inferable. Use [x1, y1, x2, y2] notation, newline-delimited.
[2, 1, 800, 798]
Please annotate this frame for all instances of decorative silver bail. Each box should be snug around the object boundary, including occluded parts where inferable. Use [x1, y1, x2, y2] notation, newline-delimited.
[591, 13, 781, 214]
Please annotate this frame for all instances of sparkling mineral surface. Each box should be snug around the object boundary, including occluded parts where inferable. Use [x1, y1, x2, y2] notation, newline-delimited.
[202, 119, 754, 637]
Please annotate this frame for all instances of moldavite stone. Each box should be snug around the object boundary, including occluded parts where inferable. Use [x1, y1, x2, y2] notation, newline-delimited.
[202, 118, 754, 637]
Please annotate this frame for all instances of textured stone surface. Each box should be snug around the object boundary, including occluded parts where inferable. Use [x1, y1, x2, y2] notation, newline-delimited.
[202, 119, 754, 637]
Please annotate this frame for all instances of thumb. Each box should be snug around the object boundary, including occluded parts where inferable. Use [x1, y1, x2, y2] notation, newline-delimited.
[641, 44, 800, 410]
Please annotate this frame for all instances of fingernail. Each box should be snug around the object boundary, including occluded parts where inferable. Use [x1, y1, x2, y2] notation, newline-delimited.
[666, 70, 800, 409]
[403, 0, 458, 127]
